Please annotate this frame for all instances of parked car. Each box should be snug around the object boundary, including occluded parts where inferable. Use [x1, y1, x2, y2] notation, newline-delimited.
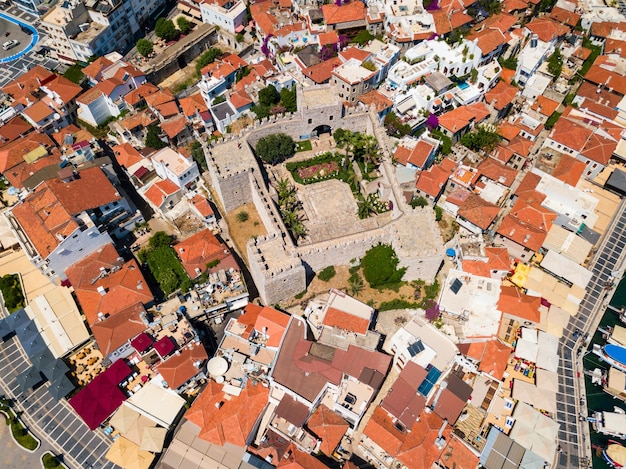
[2, 40, 19, 51]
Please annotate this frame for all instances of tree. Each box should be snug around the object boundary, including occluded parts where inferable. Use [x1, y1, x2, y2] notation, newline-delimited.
[357, 193, 377, 219]
[547, 49, 563, 79]
[251, 104, 271, 119]
[318, 266, 336, 282]
[477, 0, 502, 15]
[255, 133, 295, 164]
[258, 85, 280, 107]
[384, 112, 412, 137]
[498, 56, 518, 70]
[348, 274, 365, 296]
[353, 30, 374, 46]
[460, 125, 501, 152]
[235, 33, 244, 43]
[435, 205, 443, 221]
[177, 16, 192, 35]
[279, 86, 297, 112]
[189, 141, 207, 171]
[424, 300, 441, 321]
[195, 47, 222, 75]
[155, 18, 179, 42]
[361, 243, 406, 288]
[145, 125, 167, 150]
[411, 196, 429, 208]
[136, 38, 153, 57]
[149, 231, 172, 248]
[236, 210, 249, 222]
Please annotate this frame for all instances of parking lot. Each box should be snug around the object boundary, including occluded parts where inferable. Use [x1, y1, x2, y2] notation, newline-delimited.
[0, 336, 119, 469]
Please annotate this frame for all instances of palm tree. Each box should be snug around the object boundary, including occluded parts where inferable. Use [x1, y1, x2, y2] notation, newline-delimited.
[290, 220, 308, 240]
[281, 208, 300, 228]
[357, 193, 377, 219]
[276, 178, 295, 203]
[362, 135, 381, 172]
[348, 274, 364, 296]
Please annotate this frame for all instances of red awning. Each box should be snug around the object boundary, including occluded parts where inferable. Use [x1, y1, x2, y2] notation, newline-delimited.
[154, 336, 176, 358]
[130, 332, 153, 353]
[235, 24, 245, 33]
[133, 166, 149, 179]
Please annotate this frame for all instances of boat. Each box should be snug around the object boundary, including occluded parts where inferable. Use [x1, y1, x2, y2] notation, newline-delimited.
[593, 407, 626, 439]
[594, 343, 626, 373]
[603, 441, 626, 468]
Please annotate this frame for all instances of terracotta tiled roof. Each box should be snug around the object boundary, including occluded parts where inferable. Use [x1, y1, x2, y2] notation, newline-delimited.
[548, 118, 592, 151]
[604, 39, 626, 58]
[497, 286, 541, 323]
[23, 100, 54, 123]
[457, 194, 500, 231]
[551, 154, 585, 186]
[468, 28, 507, 55]
[585, 59, 626, 96]
[497, 213, 547, 252]
[318, 30, 339, 46]
[154, 101, 180, 119]
[394, 140, 434, 168]
[0, 116, 31, 144]
[1, 65, 55, 107]
[237, 303, 290, 348]
[113, 143, 143, 169]
[44, 75, 82, 104]
[450, 10, 473, 29]
[66, 244, 153, 325]
[380, 361, 427, 427]
[91, 302, 147, 356]
[491, 145, 515, 164]
[0, 131, 54, 173]
[144, 179, 181, 209]
[496, 122, 521, 141]
[251, 59, 276, 77]
[339, 47, 371, 63]
[415, 164, 451, 198]
[323, 306, 370, 334]
[82, 57, 113, 81]
[179, 93, 209, 118]
[499, 68, 516, 85]
[123, 83, 159, 107]
[577, 81, 622, 108]
[478, 340, 513, 379]
[175, 228, 236, 279]
[358, 90, 393, 113]
[190, 194, 214, 218]
[229, 89, 252, 110]
[306, 404, 349, 456]
[255, 12, 278, 37]
[530, 95, 560, 117]
[485, 81, 518, 111]
[185, 379, 269, 446]
[438, 102, 489, 133]
[577, 98, 619, 121]
[477, 157, 518, 187]
[590, 21, 626, 38]
[581, 132, 617, 165]
[302, 57, 342, 84]
[510, 196, 556, 231]
[10, 182, 78, 258]
[431, 10, 452, 36]
[503, 0, 528, 13]
[145, 89, 175, 108]
[462, 247, 510, 278]
[549, 6, 581, 28]
[572, 46, 592, 61]
[112, 64, 145, 81]
[160, 115, 188, 139]
[525, 17, 569, 42]
[157, 344, 208, 390]
[321, 2, 366, 25]
[119, 110, 158, 131]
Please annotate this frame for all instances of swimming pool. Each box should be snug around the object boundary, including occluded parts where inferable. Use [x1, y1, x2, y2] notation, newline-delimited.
[0, 12, 39, 64]
[457, 81, 469, 90]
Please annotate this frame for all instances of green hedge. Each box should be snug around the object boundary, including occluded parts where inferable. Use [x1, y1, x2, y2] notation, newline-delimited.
[286, 152, 355, 187]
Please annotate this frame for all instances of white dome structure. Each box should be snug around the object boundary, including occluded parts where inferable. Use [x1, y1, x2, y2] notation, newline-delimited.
[207, 356, 228, 377]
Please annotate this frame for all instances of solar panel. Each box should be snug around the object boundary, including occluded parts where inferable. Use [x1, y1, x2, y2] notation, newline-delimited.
[407, 340, 425, 357]
[418, 366, 442, 396]
[450, 278, 463, 294]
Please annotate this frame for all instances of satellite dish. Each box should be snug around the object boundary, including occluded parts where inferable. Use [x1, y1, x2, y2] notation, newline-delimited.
[207, 356, 228, 377]
[215, 375, 225, 384]
[53, 113, 61, 121]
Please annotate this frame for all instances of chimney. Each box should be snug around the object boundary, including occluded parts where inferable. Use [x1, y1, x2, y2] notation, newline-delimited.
[97, 285, 106, 296]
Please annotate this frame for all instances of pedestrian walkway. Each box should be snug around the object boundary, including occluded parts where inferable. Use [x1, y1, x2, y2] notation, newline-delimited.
[0, 414, 54, 469]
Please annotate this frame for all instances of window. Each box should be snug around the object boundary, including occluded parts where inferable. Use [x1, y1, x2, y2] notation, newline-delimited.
[329, 115, 333, 121]
[308, 118, 312, 124]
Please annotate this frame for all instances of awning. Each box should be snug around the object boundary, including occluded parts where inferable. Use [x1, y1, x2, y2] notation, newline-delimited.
[154, 336, 176, 358]
[133, 166, 149, 179]
[235, 24, 245, 33]
[131, 332, 153, 353]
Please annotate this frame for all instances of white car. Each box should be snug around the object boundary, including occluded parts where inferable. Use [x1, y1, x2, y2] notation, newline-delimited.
[2, 40, 19, 51]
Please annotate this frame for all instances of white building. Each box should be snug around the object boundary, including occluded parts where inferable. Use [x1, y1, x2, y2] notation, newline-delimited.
[200, 0, 247, 34]
[151, 147, 200, 190]
[515, 35, 553, 86]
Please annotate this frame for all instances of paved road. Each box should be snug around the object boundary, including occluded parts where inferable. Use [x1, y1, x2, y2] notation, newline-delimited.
[554, 198, 626, 468]
[0, 336, 119, 469]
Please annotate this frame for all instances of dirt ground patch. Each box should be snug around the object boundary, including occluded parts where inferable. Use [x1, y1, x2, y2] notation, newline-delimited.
[172, 212, 205, 237]
[224, 203, 267, 263]
[282, 265, 433, 310]
[230, 115, 254, 134]
[438, 212, 459, 243]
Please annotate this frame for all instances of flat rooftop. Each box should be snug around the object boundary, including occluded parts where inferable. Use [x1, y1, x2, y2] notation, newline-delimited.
[300, 85, 341, 108]
[208, 139, 254, 177]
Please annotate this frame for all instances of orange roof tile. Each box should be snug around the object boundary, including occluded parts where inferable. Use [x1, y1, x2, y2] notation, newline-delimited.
[23, 100, 54, 123]
[0, 131, 55, 173]
[525, 17, 569, 42]
[82, 57, 113, 81]
[510, 196, 556, 231]
[0, 116, 31, 144]
[585, 60, 626, 96]
[124, 83, 159, 107]
[457, 194, 500, 231]
[431, 10, 452, 36]
[306, 405, 349, 456]
[160, 115, 188, 139]
[577, 81, 622, 108]
[145, 89, 175, 108]
[255, 11, 278, 37]
[318, 30, 339, 46]
[144, 179, 181, 208]
[468, 28, 507, 55]
[462, 247, 510, 277]
[477, 157, 518, 187]
[112, 143, 144, 169]
[549, 6, 581, 28]
[437, 437, 480, 469]
[531, 95, 560, 117]
[497, 122, 521, 141]
[186, 380, 269, 446]
[44, 75, 82, 104]
[581, 132, 617, 165]
[230, 89, 252, 110]
[496, 214, 547, 252]
[478, 340, 513, 379]
[485, 81, 518, 111]
[175, 228, 236, 278]
[91, 302, 147, 356]
[154, 101, 180, 119]
[491, 145, 515, 164]
[321, 2, 366, 25]
[551, 154, 585, 186]
[394, 139, 435, 168]
[604, 39, 626, 58]
[157, 344, 208, 389]
[178, 92, 209, 118]
[303, 57, 342, 84]
[1, 65, 55, 107]
[416, 164, 453, 198]
[119, 110, 158, 131]
[190, 194, 214, 218]
[237, 303, 290, 348]
[438, 102, 490, 133]
[548, 118, 592, 151]
[358, 89, 393, 112]
[497, 286, 541, 323]
[503, 0, 528, 13]
[65, 243, 153, 325]
[323, 306, 370, 334]
[499, 68, 516, 85]
[590, 21, 626, 38]
[339, 47, 371, 63]
[251, 59, 275, 77]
